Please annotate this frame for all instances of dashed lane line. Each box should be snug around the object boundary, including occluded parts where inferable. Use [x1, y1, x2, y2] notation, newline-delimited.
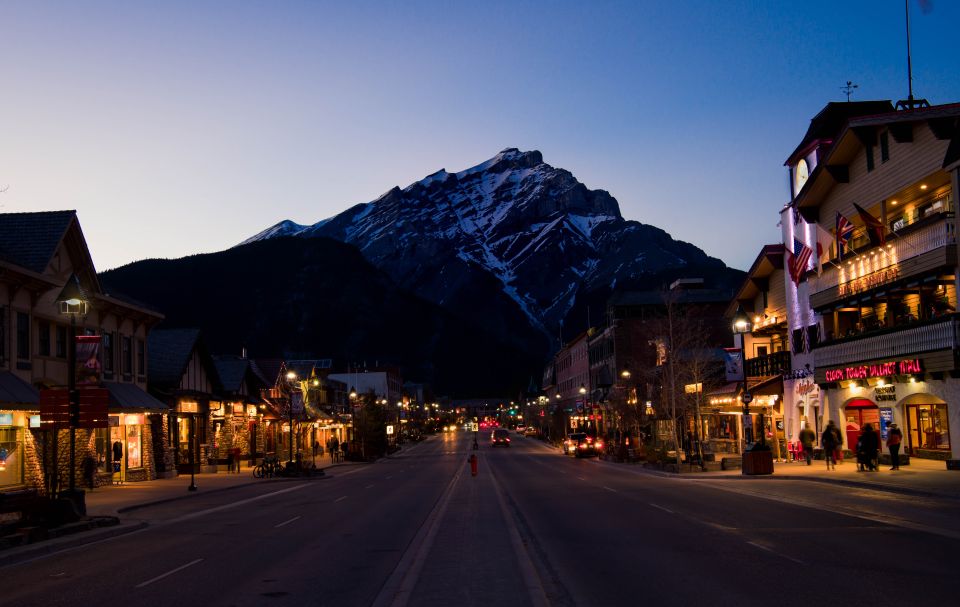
[334, 496, 348, 503]
[649, 503, 674, 514]
[134, 558, 203, 588]
[274, 516, 301, 528]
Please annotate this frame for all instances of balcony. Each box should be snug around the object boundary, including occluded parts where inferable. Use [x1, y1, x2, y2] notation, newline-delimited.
[745, 350, 791, 378]
[813, 313, 960, 370]
[808, 214, 956, 310]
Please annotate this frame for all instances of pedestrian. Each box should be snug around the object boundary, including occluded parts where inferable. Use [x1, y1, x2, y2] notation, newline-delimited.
[821, 420, 841, 470]
[860, 423, 879, 471]
[798, 422, 816, 466]
[887, 422, 903, 470]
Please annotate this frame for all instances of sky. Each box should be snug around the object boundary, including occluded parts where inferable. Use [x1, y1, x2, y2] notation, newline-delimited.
[2, 0, 959, 273]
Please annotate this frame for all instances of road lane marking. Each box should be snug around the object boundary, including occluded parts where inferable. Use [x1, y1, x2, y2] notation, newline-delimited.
[747, 541, 806, 565]
[334, 496, 348, 503]
[135, 558, 203, 588]
[577, 476, 586, 481]
[365, 484, 375, 489]
[603, 486, 617, 493]
[649, 503, 674, 514]
[168, 484, 310, 523]
[274, 516, 301, 528]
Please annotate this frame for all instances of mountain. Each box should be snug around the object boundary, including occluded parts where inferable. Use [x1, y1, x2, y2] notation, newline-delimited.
[244, 148, 743, 348]
[100, 237, 541, 397]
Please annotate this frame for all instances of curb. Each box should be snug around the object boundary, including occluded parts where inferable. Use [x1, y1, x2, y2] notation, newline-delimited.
[0, 520, 149, 568]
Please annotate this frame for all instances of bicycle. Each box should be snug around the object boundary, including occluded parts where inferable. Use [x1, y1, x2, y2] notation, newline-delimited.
[253, 456, 281, 478]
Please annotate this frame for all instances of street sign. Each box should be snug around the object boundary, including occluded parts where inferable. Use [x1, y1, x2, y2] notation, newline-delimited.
[77, 388, 109, 429]
[741, 392, 753, 404]
[39, 389, 70, 429]
[386, 425, 394, 435]
[471, 422, 478, 431]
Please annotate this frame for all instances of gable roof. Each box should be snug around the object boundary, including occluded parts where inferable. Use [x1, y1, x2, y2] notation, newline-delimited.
[0, 211, 76, 273]
[785, 101, 894, 166]
[147, 328, 205, 389]
[213, 356, 252, 393]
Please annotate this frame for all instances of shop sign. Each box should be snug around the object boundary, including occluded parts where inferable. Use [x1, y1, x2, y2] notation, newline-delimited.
[0, 413, 13, 426]
[76, 335, 102, 385]
[29, 415, 40, 428]
[795, 379, 819, 398]
[232, 403, 245, 415]
[875, 385, 896, 402]
[823, 359, 923, 382]
[247, 405, 258, 417]
[879, 408, 893, 440]
[386, 425, 394, 435]
[178, 400, 199, 413]
[124, 414, 145, 426]
[838, 266, 900, 298]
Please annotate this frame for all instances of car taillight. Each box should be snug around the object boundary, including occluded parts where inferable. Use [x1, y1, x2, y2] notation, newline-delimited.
[579, 444, 586, 449]
[506, 438, 510, 442]
[595, 442, 603, 449]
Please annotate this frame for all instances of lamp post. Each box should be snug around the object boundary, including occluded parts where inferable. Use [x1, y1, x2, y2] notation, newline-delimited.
[187, 414, 197, 491]
[731, 305, 760, 450]
[286, 371, 298, 465]
[579, 383, 587, 433]
[55, 274, 88, 509]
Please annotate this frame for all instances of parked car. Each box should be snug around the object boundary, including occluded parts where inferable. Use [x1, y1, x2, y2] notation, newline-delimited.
[491, 428, 511, 447]
[563, 432, 586, 455]
[523, 427, 538, 437]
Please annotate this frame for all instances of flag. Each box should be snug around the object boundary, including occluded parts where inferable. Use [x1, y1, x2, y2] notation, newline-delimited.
[815, 224, 833, 274]
[789, 239, 813, 284]
[853, 202, 885, 247]
[836, 212, 855, 259]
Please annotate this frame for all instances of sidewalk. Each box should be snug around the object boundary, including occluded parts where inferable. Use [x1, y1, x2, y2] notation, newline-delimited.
[631, 454, 960, 499]
[84, 459, 358, 516]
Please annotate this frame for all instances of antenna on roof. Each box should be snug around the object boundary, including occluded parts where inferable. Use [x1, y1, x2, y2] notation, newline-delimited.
[841, 81, 859, 102]
[896, 0, 930, 111]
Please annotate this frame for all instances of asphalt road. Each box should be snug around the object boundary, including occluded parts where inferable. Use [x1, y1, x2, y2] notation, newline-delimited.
[3, 432, 959, 606]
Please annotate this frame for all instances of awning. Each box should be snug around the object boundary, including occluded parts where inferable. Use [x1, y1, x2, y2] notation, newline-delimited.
[103, 382, 168, 411]
[748, 375, 784, 396]
[0, 371, 40, 407]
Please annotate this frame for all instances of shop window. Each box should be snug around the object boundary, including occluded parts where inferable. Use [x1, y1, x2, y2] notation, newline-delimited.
[792, 329, 804, 354]
[906, 404, 951, 453]
[806, 324, 820, 349]
[94, 428, 109, 473]
[880, 132, 889, 163]
[0, 426, 24, 488]
[126, 424, 142, 468]
[865, 145, 874, 172]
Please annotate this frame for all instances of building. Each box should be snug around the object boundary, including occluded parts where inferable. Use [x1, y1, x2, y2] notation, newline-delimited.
[783, 100, 960, 461]
[0, 210, 166, 493]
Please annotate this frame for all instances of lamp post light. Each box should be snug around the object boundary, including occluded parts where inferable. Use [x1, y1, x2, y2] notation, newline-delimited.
[286, 371, 298, 465]
[55, 274, 88, 508]
[731, 305, 760, 450]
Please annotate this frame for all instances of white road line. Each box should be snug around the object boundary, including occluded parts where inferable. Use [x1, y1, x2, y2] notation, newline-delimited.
[577, 476, 586, 481]
[603, 486, 617, 493]
[365, 484, 375, 489]
[334, 496, 348, 503]
[649, 503, 674, 514]
[274, 516, 301, 528]
[747, 541, 806, 565]
[135, 558, 203, 588]
[168, 484, 310, 523]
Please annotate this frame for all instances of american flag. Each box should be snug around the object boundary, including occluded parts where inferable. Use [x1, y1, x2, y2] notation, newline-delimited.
[789, 239, 812, 284]
[836, 212, 855, 259]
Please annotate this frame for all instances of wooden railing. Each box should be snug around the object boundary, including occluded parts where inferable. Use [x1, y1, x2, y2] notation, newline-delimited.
[745, 350, 791, 378]
[813, 314, 959, 368]
[809, 216, 956, 296]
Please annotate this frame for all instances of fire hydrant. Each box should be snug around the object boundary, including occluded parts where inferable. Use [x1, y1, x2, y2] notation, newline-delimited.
[469, 453, 478, 477]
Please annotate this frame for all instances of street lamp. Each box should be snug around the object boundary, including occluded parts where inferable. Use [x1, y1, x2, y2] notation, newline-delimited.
[286, 371, 298, 464]
[731, 305, 761, 449]
[55, 273, 88, 509]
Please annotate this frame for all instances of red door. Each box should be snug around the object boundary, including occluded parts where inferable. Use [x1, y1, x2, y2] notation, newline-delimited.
[844, 399, 879, 450]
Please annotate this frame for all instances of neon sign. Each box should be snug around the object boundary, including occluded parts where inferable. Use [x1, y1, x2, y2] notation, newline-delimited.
[824, 359, 923, 382]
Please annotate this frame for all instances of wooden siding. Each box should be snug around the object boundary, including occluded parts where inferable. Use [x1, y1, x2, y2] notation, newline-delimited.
[767, 268, 787, 320]
[817, 125, 951, 222]
[179, 350, 213, 393]
[810, 245, 957, 310]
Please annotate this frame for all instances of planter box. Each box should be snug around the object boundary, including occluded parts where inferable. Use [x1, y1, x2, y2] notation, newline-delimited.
[742, 450, 774, 475]
[721, 457, 742, 470]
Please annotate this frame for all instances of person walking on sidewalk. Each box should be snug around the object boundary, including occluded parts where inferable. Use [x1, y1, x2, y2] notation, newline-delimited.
[887, 423, 903, 470]
[822, 420, 842, 470]
[859, 423, 879, 471]
[799, 423, 816, 465]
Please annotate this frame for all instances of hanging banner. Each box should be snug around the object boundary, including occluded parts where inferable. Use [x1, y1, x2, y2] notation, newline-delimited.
[724, 348, 743, 382]
[76, 335, 102, 385]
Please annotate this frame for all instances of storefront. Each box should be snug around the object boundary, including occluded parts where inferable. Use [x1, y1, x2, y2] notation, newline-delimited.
[817, 357, 957, 460]
[93, 413, 148, 483]
[0, 411, 29, 490]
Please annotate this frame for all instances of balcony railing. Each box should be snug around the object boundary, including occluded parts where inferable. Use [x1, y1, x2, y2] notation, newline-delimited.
[809, 215, 956, 296]
[745, 350, 791, 378]
[813, 314, 960, 368]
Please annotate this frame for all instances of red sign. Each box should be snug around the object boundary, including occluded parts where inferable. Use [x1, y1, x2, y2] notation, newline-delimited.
[78, 388, 110, 429]
[824, 359, 923, 383]
[39, 389, 70, 429]
[76, 335, 102, 385]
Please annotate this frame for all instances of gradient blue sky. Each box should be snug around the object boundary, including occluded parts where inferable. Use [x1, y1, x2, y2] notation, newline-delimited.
[3, 1, 959, 272]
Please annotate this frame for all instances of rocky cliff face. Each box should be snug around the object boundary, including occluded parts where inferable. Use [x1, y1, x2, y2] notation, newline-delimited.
[244, 148, 739, 350]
